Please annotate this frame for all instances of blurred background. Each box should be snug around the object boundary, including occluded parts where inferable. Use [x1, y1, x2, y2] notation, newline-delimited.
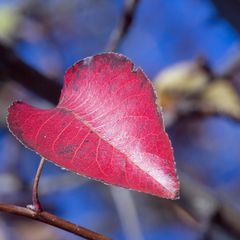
[0, 0, 240, 239]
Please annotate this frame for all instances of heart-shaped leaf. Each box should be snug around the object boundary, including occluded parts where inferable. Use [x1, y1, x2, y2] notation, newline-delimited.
[7, 53, 179, 199]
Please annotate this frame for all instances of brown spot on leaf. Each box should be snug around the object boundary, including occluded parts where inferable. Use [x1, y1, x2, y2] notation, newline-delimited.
[57, 145, 75, 155]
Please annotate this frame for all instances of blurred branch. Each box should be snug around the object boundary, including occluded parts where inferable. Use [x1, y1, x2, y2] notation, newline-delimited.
[211, 0, 240, 33]
[110, 188, 144, 240]
[0, 43, 61, 105]
[178, 173, 240, 239]
[105, 0, 139, 51]
[0, 203, 111, 240]
[201, 204, 240, 240]
[176, 108, 240, 124]
[0, 0, 139, 104]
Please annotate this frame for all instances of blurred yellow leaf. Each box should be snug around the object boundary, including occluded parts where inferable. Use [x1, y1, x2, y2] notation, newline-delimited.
[201, 79, 240, 119]
[154, 60, 240, 125]
[0, 5, 21, 42]
[154, 61, 209, 109]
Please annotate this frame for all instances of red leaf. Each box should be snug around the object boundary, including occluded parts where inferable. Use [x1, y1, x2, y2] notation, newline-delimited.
[7, 53, 179, 199]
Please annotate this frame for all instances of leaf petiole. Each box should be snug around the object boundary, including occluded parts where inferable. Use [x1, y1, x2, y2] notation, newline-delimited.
[32, 157, 45, 212]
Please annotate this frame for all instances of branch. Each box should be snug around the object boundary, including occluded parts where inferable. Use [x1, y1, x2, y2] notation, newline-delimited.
[0, 203, 111, 240]
[105, 0, 139, 52]
[176, 108, 240, 124]
[0, 43, 61, 105]
[178, 173, 240, 239]
[110, 188, 144, 240]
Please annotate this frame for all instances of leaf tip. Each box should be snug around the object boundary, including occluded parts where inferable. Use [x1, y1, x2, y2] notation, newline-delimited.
[171, 185, 180, 200]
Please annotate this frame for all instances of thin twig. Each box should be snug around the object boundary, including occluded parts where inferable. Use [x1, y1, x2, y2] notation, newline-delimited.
[105, 0, 139, 52]
[0, 203, 111, 240]
[32, 157, 45, 212]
